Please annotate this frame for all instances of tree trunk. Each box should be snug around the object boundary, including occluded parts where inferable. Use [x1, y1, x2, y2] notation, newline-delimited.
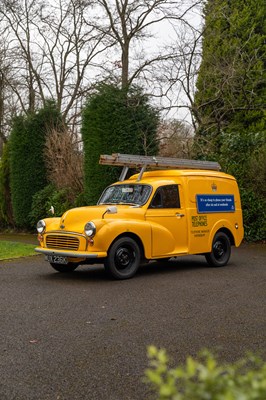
[121, 44, 129, 89]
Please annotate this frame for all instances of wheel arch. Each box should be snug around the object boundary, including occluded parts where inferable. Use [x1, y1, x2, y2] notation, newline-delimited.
[108, 232, 146, 260]
[215, 227, 235, 246]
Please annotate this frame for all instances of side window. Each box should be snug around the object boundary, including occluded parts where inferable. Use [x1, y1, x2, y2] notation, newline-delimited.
[150, 185, 180, 209]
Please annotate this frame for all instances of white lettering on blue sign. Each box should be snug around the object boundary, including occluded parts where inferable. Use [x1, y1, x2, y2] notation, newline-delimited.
[196, 194, 235, 213]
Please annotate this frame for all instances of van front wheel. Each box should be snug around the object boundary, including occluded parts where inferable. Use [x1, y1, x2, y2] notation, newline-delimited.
[205, 232, 231, 267]
[104, 237, 141, 280]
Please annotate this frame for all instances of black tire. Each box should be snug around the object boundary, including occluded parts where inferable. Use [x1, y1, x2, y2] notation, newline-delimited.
[50, 262, 79, 273]
[104, 237, 141, 280]
[205, 232, 231, 267]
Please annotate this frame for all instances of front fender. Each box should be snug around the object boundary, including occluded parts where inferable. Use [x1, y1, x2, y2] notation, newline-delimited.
[92, 219, 152, 259]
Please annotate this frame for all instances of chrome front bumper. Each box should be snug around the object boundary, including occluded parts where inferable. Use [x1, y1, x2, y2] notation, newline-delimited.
[35, 247, 107, 259]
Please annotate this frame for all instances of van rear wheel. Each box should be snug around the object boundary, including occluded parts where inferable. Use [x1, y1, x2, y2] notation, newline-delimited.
[205, 232, 231, 267]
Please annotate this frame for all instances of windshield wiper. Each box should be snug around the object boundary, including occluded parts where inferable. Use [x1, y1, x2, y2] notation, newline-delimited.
[117, 202, 139, 206]
[99, 201, 141, 206]
[99, 202, 117, 205]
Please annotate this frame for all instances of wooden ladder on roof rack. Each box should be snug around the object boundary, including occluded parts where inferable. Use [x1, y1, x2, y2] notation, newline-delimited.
[99, 153, 221, 181]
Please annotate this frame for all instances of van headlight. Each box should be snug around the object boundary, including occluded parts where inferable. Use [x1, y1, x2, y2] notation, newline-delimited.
[85, 221, 96, 237]
[37, 220, 46, 234]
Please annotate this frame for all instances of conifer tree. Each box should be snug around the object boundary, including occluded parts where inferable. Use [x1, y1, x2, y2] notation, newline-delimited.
[82, 84, 159, 204]
[194, 0, 266, 240]
[194, 0, 266, 156]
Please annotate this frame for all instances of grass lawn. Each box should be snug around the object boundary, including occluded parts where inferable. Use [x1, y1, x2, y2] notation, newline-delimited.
[0, 241, 36, 261]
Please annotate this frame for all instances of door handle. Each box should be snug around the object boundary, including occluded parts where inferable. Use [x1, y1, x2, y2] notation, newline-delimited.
[176, 213, 185, 218]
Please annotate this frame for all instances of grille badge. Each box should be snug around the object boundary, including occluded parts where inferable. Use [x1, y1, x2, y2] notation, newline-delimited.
[60, 224, 65, 229]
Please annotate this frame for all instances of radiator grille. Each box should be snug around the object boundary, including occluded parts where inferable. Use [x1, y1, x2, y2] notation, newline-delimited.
[46, 235, 79, 251]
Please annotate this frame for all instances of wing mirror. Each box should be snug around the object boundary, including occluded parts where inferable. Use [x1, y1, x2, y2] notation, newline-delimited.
[49, 206, 55, 215]
[102, 206, 117, 219]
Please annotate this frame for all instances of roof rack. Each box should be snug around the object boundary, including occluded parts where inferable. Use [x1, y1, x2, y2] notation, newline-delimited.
[99, 153, 221, 181]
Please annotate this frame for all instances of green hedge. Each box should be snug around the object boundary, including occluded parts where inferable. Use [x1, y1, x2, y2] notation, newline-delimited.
[9, 102, 63, 229]
[0, 142, 13, 227]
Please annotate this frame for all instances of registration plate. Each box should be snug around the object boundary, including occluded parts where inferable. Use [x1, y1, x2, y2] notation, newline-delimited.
[45, 255, 68, 264]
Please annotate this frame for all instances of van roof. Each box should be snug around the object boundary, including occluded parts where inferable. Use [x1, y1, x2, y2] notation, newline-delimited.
[127, 169, 235, 182]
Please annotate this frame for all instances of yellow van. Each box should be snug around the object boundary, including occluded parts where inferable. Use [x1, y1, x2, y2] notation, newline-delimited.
[35, 154, 244, 279]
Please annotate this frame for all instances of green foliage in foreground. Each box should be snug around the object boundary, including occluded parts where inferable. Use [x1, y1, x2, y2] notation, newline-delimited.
[0, 241, 36, 260]
[145, 347, 266, 400]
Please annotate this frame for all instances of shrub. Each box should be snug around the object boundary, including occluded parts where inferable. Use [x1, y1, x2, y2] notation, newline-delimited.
[145, 347, 266, 400]
[29, 184, 72, 228]
[45, 127, 84, 201]
[48, 188, 73, 217]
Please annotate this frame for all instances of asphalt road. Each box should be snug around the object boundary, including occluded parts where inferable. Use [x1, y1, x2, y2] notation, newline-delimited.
[0, 244, 265, 400]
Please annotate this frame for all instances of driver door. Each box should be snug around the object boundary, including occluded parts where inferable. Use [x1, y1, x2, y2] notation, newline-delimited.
[145, 184, 188, 257]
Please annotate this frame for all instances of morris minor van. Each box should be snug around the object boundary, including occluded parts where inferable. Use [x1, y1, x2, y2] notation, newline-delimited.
[35, 154, 244, 279]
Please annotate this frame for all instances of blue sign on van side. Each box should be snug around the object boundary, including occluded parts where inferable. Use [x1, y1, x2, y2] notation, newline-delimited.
[196, 195, 235, 213]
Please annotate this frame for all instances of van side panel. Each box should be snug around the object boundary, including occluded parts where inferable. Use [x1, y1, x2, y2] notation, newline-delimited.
[185, 176, 244, 254]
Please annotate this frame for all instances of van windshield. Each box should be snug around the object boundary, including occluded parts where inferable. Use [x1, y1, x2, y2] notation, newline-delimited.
[98, 184, 152, 206]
